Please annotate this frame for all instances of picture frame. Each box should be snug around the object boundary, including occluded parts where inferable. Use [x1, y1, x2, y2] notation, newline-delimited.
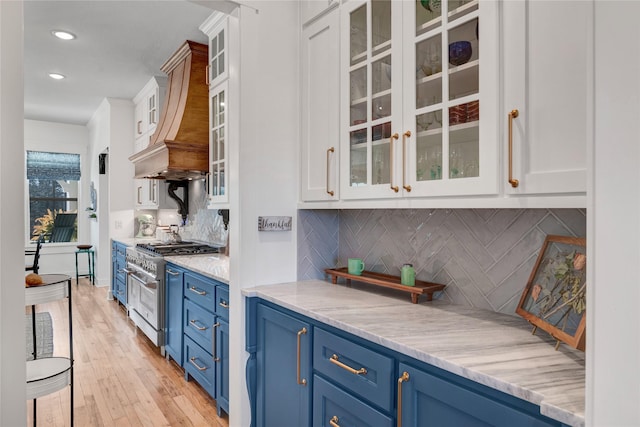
[516, 235, 587, 351]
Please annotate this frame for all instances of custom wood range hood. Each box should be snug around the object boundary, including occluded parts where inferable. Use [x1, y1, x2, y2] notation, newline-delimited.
[129, 40, 209, 180]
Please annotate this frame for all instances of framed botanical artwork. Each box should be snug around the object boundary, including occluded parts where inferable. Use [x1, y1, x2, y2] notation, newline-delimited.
[516, 235, 587, 351]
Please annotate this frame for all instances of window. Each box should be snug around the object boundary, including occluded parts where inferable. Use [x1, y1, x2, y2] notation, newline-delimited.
[26, 151, 80, 242]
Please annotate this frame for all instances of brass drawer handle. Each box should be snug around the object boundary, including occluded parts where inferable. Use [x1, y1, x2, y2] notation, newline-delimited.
[189, 286, 206, 296]
[326, 147, 335, 196]
[329, 354, 367, 375]
[508, 109, 520, 188]
[329, 415, 340, 427]
[402, 130, 412, 192]
[397, 371, 410, 427]
[189, 357, 207, 371]
[390, 132, 399, 192]
[297, 327, 307, 386]
[189, 319, 206, 331]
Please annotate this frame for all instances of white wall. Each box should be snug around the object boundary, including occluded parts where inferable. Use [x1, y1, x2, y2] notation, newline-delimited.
[588, 1, 640, 425]
[226, 2, 300, 426]
[0, 2, 26, 425]
[24, 120, 90, 277]
[87, 98, 134, 287]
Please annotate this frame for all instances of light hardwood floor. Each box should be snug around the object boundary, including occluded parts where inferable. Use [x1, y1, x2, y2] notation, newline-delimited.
[27, 279, 230, 427]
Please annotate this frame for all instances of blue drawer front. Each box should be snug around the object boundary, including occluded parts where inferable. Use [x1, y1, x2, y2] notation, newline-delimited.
[115, 279, 126, 305]
[184, 299, 216, 354]
[184, 272, 216, 310]
[314, 327, 394, 412]
[313, 375, 393, 427]
[216, 285, 229, 321]
[184, 335, 215, 397]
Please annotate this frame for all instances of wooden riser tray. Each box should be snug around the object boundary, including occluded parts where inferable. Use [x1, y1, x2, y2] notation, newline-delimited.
[325, 267, 446, 304]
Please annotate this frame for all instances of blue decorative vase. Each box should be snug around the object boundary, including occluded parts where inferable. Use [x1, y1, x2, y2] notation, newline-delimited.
[448, 41, 472, 66]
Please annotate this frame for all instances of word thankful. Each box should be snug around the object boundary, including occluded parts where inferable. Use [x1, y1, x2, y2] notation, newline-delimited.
[257, 216, 292, 232]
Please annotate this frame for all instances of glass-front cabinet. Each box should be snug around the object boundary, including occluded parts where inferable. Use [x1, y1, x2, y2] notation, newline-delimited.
[340, 0, 498, 200]
[209, 81, 227, 202]
[201, 12, 231, 207]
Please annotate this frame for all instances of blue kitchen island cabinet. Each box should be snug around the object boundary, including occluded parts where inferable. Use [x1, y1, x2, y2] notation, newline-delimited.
[246, 299, 567, 427]
[250, 302, 312, 427]
[165, 263, 186, 366]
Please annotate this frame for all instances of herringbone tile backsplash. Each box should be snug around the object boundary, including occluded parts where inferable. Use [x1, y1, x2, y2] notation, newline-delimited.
[298, 209, 586, 316]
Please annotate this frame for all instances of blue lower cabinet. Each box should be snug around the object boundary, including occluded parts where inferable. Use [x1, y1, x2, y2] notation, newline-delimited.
[256, 303, 312, 427]
[247, 299, 566, 427]
[165, 264, 185, 366]
[111, 241, 127, 305]
[165, 265, 229, 416]
[184, 299, 217, 351]
[184, 335, 216, 397]
[314, 327, 394, 412]
[115, 278, 126, 305]
[216, 318, 229, 416]
[313, 375, 393, 427]
[398, 362, 563, 427]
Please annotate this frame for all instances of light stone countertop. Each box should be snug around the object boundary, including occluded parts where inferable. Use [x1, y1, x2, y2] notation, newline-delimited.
[111, 238, 230, 284]
[243, 280, 585, 427]
[164, 254, 229, 284]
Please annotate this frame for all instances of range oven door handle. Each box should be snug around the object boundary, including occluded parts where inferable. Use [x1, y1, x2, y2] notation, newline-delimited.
[129, 273, 158, 290]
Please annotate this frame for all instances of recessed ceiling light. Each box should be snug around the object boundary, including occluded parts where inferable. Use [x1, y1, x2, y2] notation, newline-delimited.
[51, 30, 76, 40]
[48, 73, 65, 80]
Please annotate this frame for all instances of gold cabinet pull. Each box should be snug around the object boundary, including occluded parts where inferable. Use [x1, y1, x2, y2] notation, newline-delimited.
[508, 109, 520, 188]
[189, 356, 208, 371]
[297, 327, 307, 386]
[329, 415, 340, 427]
[206, 64, 210, 85]
[402, 131, 412, 192]
[397, 371, 410, 427]
[212, 322, 220, 362]
[329, 354, 367, 375]
[326, 147, 335, 196]
[189, 319, 206, 331]
[390, 132, 400, 192]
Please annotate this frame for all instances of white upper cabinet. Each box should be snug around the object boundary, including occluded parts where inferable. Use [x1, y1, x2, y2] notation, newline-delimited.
[301, 0, 338, 26]
[135, 178, 159, 210]
[339, 0, 499, 200]
[201, 12, 235, 207]
[502, 1, 590, 196]
[133, 76, 167, 210]
[133, 76, 167, 154]
[300, 7, 340, 202]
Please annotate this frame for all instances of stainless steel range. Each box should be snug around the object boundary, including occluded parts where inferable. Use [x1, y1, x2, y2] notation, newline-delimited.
[125, 241, 221, 352]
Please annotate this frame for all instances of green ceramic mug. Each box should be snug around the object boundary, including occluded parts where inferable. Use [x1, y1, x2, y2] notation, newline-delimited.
[348, 258, 365, 276]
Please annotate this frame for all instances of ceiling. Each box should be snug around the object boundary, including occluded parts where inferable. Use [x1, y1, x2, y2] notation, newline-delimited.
[24, 1, 213, 126]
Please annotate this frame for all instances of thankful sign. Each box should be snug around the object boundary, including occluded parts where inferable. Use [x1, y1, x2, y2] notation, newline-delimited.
[257, 216, 292, 231]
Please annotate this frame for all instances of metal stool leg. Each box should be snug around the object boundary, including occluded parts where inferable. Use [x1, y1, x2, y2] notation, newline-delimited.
[75, 251, 79, 285]
[91, 250, 95, 285]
